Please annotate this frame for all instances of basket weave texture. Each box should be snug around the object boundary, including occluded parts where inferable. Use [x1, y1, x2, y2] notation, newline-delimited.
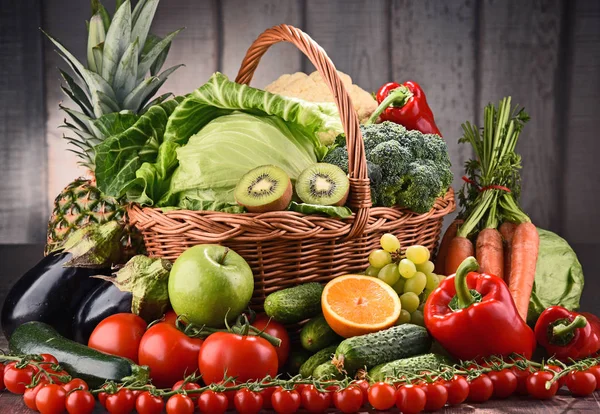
[127, 24, 455, 308]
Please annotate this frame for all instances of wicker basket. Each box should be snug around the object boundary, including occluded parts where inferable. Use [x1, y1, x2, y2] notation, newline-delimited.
[128, 24, 455, 309]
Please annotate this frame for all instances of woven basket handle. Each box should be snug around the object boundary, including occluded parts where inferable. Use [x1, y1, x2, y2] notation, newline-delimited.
[235, 24, 371, 239]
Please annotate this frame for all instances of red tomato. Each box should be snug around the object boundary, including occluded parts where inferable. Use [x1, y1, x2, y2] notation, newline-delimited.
[24, 381, 48, 410]
[526, 371, 559, 400]
[234, 388, 263, 414]
[488, 369, 518, 399]
[35, 383, 66, 414]
[166, 394, 194, 414]
[198, 390, 228, 413]
[468, 374, 494, 403]
[65, 389, 95, 414]
[444, 375, 469, 405]
[260, 386, 276, 409]
[164, 310, 178, 326]
[172, 380, 201, 401]
[4, 364, 35, 394]
[40, 354, 59, 365]
[545, 364, 566, 386]
[422, 381, 448, 411]
[511, 366, 532, 395]
[138, 322, 203, 388]
[333, 385, 363, 413]
[300, 384, 332, 413]
[587, 365, 600, 390]
[252, 314, 291, 368]
[395, 384, 426, 414]
[62, 378, 88, 393]
[135, 391, 165, 414]
[565, 370, 597, 397]
[368, 382, 396, 410]
[0, 363, 5, 390]
[355, 379, 369, 403]
[88, 313, 147, 363]
[198, 332, 278, 384]
[271, 388, 301, 414]
[105, 389, 136, 414]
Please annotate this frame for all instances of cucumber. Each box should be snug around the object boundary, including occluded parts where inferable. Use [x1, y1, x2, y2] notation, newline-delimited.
[300, 315, 340, 352]
[9, 321, 148, 388]
[369, 353, 454, 382]
[283, 347, 312, 377]
[264, 283, 323, 324]
[312, 361, 343, 380]
[299, 345, 338, 378]
[334, 324, 431, 374]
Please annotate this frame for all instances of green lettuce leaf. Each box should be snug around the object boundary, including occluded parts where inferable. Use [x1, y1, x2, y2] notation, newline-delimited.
[527, 228, 585, 323]
[288, 202, 352, 219]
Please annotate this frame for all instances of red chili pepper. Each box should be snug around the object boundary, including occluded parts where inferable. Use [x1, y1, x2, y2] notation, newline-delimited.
[423, 257, 536, 361]
[367, 81, 441, 136]
[534, 306, 600, 361]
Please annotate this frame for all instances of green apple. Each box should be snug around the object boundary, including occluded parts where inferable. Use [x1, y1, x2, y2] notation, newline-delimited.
[168, 244, 254, 327]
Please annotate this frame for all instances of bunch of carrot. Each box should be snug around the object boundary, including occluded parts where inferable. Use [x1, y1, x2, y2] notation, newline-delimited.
[434, 97, 539, 322]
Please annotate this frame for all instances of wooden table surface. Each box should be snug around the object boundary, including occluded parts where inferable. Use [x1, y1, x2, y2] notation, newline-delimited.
[2, 246, 600, 412]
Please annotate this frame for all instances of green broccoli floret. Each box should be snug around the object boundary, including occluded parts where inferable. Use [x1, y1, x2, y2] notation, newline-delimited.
[323, 121, 453, 213]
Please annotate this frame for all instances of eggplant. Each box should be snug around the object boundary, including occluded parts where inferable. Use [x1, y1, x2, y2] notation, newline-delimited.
[73, 281, 132, 344]
[1, 252, 110, 339]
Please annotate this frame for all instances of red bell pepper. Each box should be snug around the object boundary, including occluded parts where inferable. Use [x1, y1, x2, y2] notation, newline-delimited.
[534, 306, 600, 361]
[367, 81, 442, 136]
[424, 256, 536, 361]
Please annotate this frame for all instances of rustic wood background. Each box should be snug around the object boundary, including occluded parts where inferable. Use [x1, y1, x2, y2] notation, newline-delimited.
[1, 0, 599, 310]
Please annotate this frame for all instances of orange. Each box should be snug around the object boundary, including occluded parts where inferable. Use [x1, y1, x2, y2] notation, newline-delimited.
[321, 274, 401, 338]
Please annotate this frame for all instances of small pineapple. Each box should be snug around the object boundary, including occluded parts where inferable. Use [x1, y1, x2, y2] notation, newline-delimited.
[45, 0, 182, 255]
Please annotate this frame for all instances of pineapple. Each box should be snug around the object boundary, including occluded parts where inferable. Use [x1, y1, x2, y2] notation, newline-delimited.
[44, 0, 182, 255]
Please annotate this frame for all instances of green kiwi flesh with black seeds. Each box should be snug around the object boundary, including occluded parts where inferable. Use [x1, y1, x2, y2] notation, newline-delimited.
[295, 163, 350, 206]
[234, 165, 293, 213]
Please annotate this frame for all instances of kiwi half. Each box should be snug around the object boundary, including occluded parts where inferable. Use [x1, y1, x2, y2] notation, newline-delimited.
[296, 163, 350, 206]
[234, 165, 293, 213]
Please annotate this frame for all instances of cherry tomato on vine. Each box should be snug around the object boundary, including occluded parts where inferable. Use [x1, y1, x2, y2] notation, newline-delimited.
[545, 364, 566, 387]
[422, 381, 448, 411]
[0, 363, 5, 390]
[105, 389, 136, 414]
[355, 379, 369, 404]
[139, 322, 203, 388]
[4, 364, 35, 394]
[468, 374, 494, 403]
[271, 388, 301, 414]
[198, 390, 228, 414]
[587, 365, 600, 390]
[260, 386, 276, 409]
[166, 394, 194, 414]
[333, 385, 364, 413]
[172, 380, 201, 401]
[395, 384, 426, 414]
[135, 391, 165, 414]
[252, 313, 291, 367]
[35, 383, 66, 414]
[40, 354, 59, 365]
[300, 384, 332, 413]
[511, 367, 532, 395]
[88, 313, 147, 363]
[526, 371, 559, 400]
[368, 382, 396, 410]
[65, 389, 95, 414]
[24, 381, 48, 410]
[163, 309, 178, 326]
[565, 370, 597, 397]
[234, 388, 263, 414]
[199, 332, 278, 384]
[488, 368, 517, 399]
[444, 375, 469, 405]
[62, 378, 88, 393]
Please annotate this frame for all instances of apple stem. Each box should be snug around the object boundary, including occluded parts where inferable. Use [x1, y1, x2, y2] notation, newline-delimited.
[218, 247, 230, 264]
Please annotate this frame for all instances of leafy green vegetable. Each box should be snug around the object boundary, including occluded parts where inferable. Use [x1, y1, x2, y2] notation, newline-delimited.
[288, 202, 352, 219]
[528, 228, 585, 323]
[95, 72, 342, 208]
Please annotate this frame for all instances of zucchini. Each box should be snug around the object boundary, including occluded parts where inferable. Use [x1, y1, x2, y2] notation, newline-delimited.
[334, 324, 431, 374]
[299, 345, 338, 378]
[312, 361, 343, 380]
[369, 353, 454, 382]
[9, 321, 148, 388]
[264, 283, 323, 324]
[300, 315, 340, 352]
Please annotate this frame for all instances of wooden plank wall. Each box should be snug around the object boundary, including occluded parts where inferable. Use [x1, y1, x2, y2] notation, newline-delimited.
[1, 0, 599, 247]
